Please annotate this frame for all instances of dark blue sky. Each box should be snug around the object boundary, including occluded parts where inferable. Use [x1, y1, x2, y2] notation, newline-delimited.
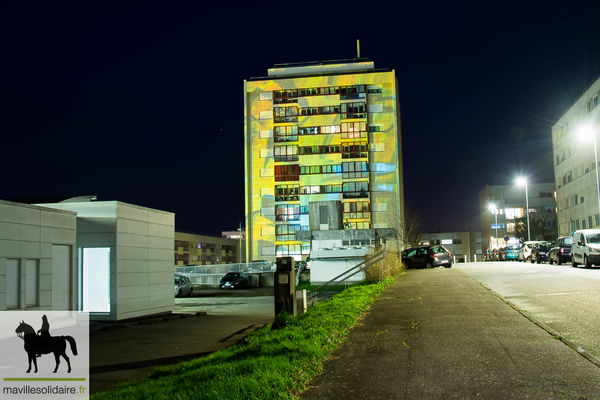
[2, 1, 600, 236]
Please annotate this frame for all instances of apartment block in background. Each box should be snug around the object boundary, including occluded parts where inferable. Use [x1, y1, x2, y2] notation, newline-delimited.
[244, 58, 404, 263]
[552, 76, 600, 235]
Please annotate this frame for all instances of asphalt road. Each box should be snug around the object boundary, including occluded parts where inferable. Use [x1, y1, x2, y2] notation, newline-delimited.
[456, 260, 600, 359]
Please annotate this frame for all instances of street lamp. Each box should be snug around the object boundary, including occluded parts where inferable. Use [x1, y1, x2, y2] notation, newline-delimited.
[517, 178, 531, 241]
[489, 204, 498, 249]
[578, 125, 600, 226]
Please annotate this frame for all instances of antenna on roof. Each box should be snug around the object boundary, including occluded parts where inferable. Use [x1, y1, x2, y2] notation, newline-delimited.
[356, 39, 361, 58]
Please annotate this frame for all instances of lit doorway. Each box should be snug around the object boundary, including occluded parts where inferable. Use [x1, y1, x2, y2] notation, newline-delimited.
[80, 247, 110, 313]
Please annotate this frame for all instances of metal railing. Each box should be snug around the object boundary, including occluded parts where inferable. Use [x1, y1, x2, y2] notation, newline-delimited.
[175, 262, 272, 286]
[307, 251, 386, 301]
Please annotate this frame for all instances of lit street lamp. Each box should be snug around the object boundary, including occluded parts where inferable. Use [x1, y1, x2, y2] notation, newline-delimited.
[517, 178, 531, 242]
[578, 126, 600, 225]
[489, 204, 498, 249]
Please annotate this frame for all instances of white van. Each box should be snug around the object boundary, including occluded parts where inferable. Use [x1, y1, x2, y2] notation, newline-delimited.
[571, 229, 600, 268]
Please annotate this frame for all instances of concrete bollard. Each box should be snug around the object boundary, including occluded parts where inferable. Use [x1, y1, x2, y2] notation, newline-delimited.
[296, 290, 307, 314]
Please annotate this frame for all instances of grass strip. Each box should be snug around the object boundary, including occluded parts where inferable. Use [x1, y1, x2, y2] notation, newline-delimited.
[92, 277, 394, 400]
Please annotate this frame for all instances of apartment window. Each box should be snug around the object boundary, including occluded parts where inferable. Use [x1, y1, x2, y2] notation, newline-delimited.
[582, 219, 587, 229]
[275, 184, 299, 202]
[342, 142, 368, 159]
[298, 125, 341, 135]
[273, 90, 298, 104]
[589, 216, 593, 228]
[274, 126, 298, 142]
[276, 224, 301, 241]
[368, 125, 383, 132]
[274, 164, 300, 181]
[300, 164, 342, 175]
[274, 107, 298, 123]
[299, 105, 341, 116]
[367, 88, 382, 94]
[339, 85, 366, 100]
[275, 204, 300, 221]
[301, 185, 321, 194]
[342, 161, 368, 179]
[299, 145, 340, 155]
[340, 121, 367, 139]
[506, 222, 516, 233]
[344, 201, 370, 220]
[276, 244, 301, 256]
[344, 221, 371, 230]
[274, 145, 298, 162]
[343, 181, 369, 198]
[340, 102, 365, 119]
[6, 259, 19, 309]
[505, 208, 523, 220]
[26, 259, 39, 307]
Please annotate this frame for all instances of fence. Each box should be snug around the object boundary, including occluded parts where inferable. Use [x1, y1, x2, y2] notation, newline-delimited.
[175, 262, 272, 286]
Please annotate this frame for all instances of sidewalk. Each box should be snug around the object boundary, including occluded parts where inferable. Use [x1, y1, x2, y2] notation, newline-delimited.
[300, 268, 600, 399]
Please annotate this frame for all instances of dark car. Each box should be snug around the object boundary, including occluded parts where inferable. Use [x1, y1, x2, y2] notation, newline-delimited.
[531, 242, 552, 264]
[496, 247, 507, 261]
[549, 236, 573, 265]
[401, 245, 452, 269]
[219, 272, 249, 290]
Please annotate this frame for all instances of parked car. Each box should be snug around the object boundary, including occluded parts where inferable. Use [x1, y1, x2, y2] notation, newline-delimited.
[531, 242, 552, 264]
[504, 245, 521, 261]
[484, 249, 494, 261]
[496, 247, 507, 261]
[174, 274, 193, 297]
[518, 241, 542, 262]
[572, 229, 600, 268]
[401, 245, 452, 269]
[549, 236, 573, 265]
[219, 272, 249, 290]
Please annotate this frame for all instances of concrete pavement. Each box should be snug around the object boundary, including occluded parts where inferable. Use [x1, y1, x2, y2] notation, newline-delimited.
[300, 268, 600, 399]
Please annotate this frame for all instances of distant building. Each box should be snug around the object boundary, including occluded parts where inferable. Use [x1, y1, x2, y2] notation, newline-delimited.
[479, 184, 557, 251]
[175, 231, 243, 267]
[244, 58, 404, 263]
[418, 231, 483, 261]
[222, 229, 245, 240]
[552, 76, 600, 235]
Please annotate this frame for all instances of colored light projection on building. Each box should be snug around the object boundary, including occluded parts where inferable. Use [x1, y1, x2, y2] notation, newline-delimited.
[244, 67, 402, 262]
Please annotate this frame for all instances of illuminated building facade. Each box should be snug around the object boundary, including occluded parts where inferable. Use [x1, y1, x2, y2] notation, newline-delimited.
[244, 59, 404, 262]
[552, 76, 600, 235]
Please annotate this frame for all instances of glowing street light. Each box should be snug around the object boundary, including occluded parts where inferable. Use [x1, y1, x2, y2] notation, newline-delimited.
[516, 178, 531, 241]
[489, 204, 498, 249]
[578, 125, 600, 224]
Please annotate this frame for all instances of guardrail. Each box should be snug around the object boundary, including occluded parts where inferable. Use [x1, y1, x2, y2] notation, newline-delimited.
[307, 252, 386, 301]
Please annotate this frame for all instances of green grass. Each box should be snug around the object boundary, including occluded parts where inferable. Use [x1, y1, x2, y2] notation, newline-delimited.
[92, 277, 394, 400]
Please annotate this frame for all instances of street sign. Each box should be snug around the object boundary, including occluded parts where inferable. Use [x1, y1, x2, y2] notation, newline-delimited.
[504, 235, 510, 242]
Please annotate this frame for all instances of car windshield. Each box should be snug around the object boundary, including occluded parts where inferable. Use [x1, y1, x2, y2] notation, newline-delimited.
[224, 273, 240, 279]
[586, 234, 600, 244]
[538, 245, 550, 251]
[563, 237, 573, 245]
[174, 277, 181, 285]
[506, 246, 517, 250]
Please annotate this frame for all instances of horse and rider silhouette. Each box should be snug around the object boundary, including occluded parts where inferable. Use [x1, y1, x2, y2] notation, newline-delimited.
[15, 315, 78, 373]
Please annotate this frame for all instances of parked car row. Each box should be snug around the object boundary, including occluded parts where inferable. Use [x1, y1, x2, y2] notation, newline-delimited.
[483, 236, 576, 266]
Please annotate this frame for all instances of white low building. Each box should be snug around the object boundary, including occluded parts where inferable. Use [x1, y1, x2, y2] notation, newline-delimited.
[309, 246, 372, 284]
[0, 200, 78, 311]
[39, 200, 175, 321]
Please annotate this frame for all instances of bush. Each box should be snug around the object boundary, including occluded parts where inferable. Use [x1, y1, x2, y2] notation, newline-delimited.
[364, 250, 403, 282]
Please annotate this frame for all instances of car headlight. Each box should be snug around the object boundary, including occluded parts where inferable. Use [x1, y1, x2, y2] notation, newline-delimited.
[589, 246, 600, 253]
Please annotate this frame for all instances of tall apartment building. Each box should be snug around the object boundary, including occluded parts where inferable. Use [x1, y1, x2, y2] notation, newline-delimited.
[244, 59, 404, 263]
[552, 75, 600, 236]
[479, 184, 557, 251]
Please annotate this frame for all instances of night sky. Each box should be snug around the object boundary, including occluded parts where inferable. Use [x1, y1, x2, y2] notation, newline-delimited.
[2, 1, 600, 237]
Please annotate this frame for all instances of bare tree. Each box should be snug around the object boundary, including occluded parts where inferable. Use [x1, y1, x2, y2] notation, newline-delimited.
[387, 198, 422, 249]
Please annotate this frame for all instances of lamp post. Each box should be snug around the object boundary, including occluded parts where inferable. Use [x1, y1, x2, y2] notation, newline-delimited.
[237, 222, 243, 265]
[517, 178, 531, 242]
[489, 204, 498, 249]
[579, 126, 600, 226]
